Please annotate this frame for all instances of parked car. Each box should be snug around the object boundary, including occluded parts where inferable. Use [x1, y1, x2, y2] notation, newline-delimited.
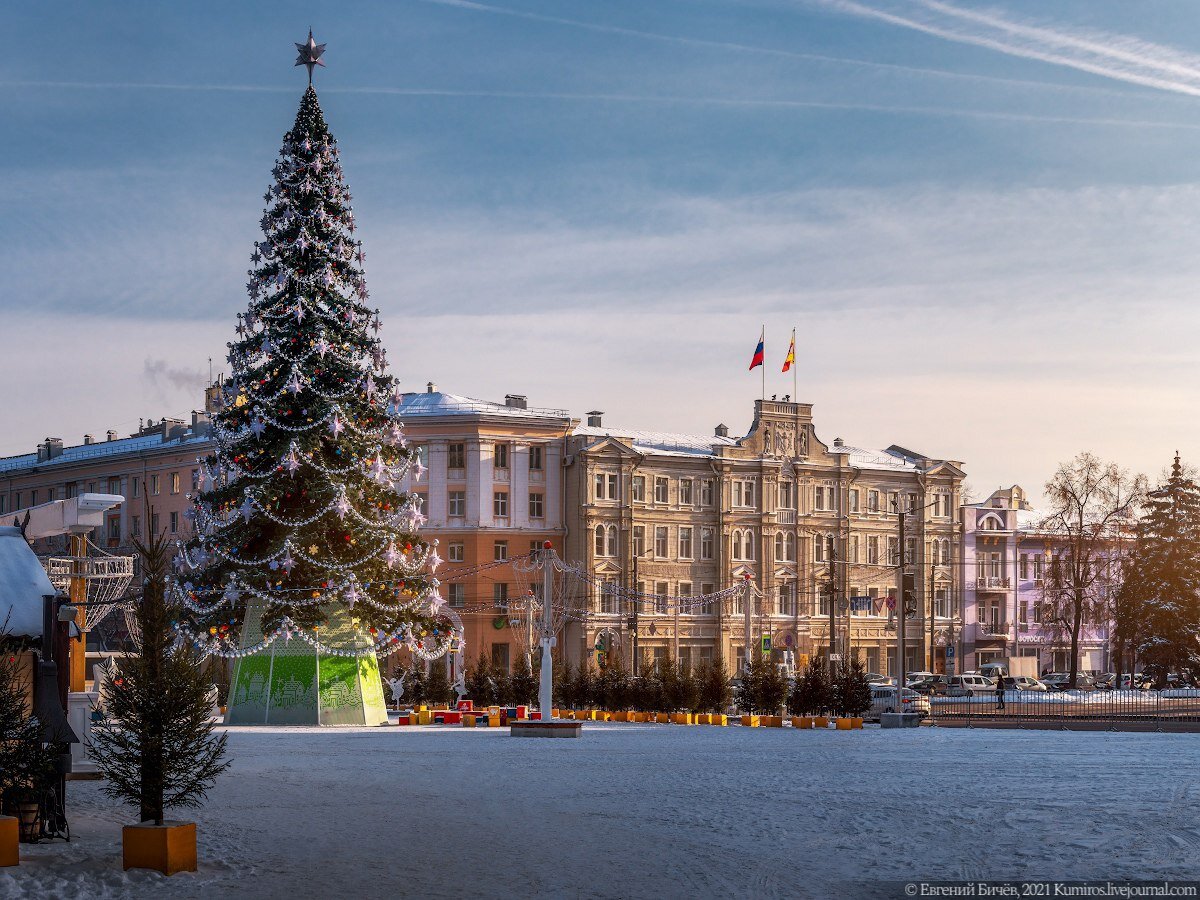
[1001, 676, 1046, 692]
[1041, 673, 1096, 691]
[908, 675, 951, 695]
[945, 675, 995, 697]
[905, 671, 936, 685]
[866, 672, 893, 685]
[868, 686, 930, 720]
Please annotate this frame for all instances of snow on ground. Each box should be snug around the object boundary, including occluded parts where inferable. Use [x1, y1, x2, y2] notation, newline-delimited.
[3, 722, 1199, 899]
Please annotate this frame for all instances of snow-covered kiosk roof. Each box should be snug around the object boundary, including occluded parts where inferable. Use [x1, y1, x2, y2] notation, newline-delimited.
[0, 526, 56, 638]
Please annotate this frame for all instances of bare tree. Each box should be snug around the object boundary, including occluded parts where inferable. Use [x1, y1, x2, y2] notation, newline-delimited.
[1039, 453, 1144, 688]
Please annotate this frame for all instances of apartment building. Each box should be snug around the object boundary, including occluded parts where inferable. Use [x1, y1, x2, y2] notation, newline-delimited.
[563, 399, 965, 677]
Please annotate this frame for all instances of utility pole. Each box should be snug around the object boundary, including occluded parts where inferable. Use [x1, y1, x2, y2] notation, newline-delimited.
[538, 541, 556, 721]
[630, 553, 641, 677]
[827, 535, 837, 676]
[929, 561, 936, 674]
[742, 573, 754, 675]
[896, 503, 907, 692]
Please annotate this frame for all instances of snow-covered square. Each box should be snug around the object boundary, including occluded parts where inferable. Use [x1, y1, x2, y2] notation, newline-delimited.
[3, 722, 1197, 899]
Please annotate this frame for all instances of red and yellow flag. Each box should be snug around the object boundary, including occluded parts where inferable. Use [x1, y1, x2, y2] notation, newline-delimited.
[782, 328, 796, 372]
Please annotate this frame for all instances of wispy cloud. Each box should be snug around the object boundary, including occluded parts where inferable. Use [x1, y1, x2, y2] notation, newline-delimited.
[411, 0, 1142, 99]
[817, 0, 1200, 97]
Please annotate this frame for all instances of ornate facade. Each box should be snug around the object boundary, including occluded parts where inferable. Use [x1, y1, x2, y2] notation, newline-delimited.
[563, 400, 965, 676]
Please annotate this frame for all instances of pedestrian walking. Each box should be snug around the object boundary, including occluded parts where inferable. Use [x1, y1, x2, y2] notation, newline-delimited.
[995, 674, 1006, 711]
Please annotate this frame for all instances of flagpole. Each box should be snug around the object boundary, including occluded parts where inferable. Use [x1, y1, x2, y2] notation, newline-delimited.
[792, 326, 797, 401]
[761, 325, 766, 402]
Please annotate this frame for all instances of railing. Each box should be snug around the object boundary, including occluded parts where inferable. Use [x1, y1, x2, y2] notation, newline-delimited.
[930, 688, 1200, 731]
[975, 576, 1010, 589]
[777, 509, 796, 525]
[976, 621, 1008, 638]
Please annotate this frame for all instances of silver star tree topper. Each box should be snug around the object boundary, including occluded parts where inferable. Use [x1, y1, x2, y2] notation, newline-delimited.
[294, 29, 326, 84]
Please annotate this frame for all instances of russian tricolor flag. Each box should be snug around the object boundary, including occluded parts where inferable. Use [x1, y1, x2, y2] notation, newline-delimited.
[749, 328, 765, 370]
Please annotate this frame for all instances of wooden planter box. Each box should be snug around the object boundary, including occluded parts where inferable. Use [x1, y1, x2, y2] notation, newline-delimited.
[123, 821, 197, 875]
[813, 716, 830, 728]
[0, 816, 17, 867]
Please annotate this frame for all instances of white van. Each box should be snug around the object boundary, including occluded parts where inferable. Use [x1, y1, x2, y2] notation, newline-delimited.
[945, 675, 994, 697]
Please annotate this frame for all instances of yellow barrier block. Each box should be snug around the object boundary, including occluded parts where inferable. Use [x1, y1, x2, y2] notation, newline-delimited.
[488, 715, 501, 727]
[0, 816, 17, 867]
[714, 714, 728, 726]
[552, 708, 561, 718]
[814, 716, 830, 728]
[463, 714, 477, 727]
[764, 715, 782, 727]
[853, 717, 864, 729]
[740, 715, 759, 727]
[653, 712, 667, 724]
[835, 718, 854, 730]
[695, 713, 709, 725]
[790, 716, 812, 729]
[417, 710, 433, 725]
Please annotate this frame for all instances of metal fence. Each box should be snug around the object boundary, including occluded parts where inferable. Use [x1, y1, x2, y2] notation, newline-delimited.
[929, 690, 1200, 732]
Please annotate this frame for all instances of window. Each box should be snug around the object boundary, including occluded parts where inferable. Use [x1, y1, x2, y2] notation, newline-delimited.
[493, 491, 508, 517]
[654, 582, 669, 615]
[849, 489, 860, 513]
[600, 582, 620, 614]
[848, 535, 860, 564]
[150, 512, 160, 535]
[633, 525, 645, 557]
[679, 479, 694, 505]
[131, 478, 140, 499]
[868, 490, 880, 512]
[907, 492, 917, 514]
[815, 535, 828, 563]
[594, 474, 605, 500]
[494, 541, 508, 561]
[12, 493, 19, 510]
[678, 582, 693, 614]
[888, 536, 900, 566]
[448, 490, 466, 518]
[0, 496, 5, 514]
[700, 527, 714, 560]
[109, 476, 121, 495]
[779, 482, 794, 509]
[606, 525, 618, 558]
[170, 472, 180, 494]
[733, 480, 756, 508]
[65, 483, 77, 499]
[1033, 554, 1044, 581]
[29, 490, 38, 506]
[494, 443, 509, 469]
[1019, 553, 1029, 579]
[632, 476, 645, 502]
[169, 511, 178, 534]
[46, 487, 56, 502]
[678, 527, 693, 559]
[654, 526, 669, 558]
[905, 537, 917, 565]
[530, 540, 541, 555]
[493, 583, 509, 606]
[448, 542, 464, 562]
[701, 479, 715, 506]
[814, 485, 831, 511]
[888, 491, 899, 513]
[773, 532, 795, 562]
[607, 474, 618, 499]
[594, 473, 617, 501]
[107, 516, 120, 542]
[448, 442, 466, 470]
[130, 515, 140, 538]
[867, 536, 880, 565]
[742, 531, 754, 561]
[151, 474, 160, 495]
[529, 492, 544, 519]
[654, 477, 668, 504]
[449, 584, 466, 607]
[594, 525, 606, 557]
[529, 445, 543, 471]
[778, 582, 796, 617]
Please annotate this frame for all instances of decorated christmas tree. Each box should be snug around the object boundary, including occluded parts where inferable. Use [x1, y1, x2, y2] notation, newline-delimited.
[172, 37, 456, 725]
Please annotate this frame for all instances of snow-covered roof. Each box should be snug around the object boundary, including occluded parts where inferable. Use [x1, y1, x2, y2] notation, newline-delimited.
[831, 444, 919, 472]
[398, 392, 569, 420]
[0, 526, 56, 637]
[0, 431, 210, 475]
[573, 425, 739, 458]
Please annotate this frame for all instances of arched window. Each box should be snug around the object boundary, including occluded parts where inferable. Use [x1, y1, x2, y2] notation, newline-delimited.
[594, 524, 606, 557]
[606, 525, 618, 558]
[786, 533, 796, 562]
[743, 531, 754, 561]
[774, 532, 784, 559]
[731, 530, 743, 561]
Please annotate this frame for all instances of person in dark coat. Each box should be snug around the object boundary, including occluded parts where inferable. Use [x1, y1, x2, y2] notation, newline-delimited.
[995, 673, 1006, 711]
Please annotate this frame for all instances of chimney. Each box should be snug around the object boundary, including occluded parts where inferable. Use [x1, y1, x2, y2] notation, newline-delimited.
[83, 434, 95, 445]
[715, 423, 729, 438]
[106, 430, 118, 442]
[427, 381, 437, 394]
[44, 437, 64, 460]
[161, 417, 187, 442]
[833, 437, 844, 448]
[586, 411, 603, 428]
[505, 394, 527, 410]
[192, 410, 212, 437]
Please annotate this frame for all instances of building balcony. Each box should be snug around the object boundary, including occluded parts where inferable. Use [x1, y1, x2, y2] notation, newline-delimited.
[975, 621, 1009, 640]
[975, 576, 1010, 590]
[777, 509, 796, 525]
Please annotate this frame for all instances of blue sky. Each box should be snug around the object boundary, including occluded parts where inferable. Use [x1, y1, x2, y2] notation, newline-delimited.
[4, 0, 1200, 499]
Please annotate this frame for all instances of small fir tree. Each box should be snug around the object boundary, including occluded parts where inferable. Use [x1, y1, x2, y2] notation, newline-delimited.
[757, 655, 789, 715]
[424, 661, 453, 708]
[676, 660, 700, 714]
[88, 529, 230, 825]
[0, 644, 59, 814]
[697, 657, 733, 714]
[399, 662, 426, 706]
[489, 659, 512, 707]
[657, 653, 681, 711]
[843, 657, 874, 717]
[552, 654, 574, 708]
[789, 659, 830, 716]
[466, 650, 493, 705]
[510, 654, 538, 708]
